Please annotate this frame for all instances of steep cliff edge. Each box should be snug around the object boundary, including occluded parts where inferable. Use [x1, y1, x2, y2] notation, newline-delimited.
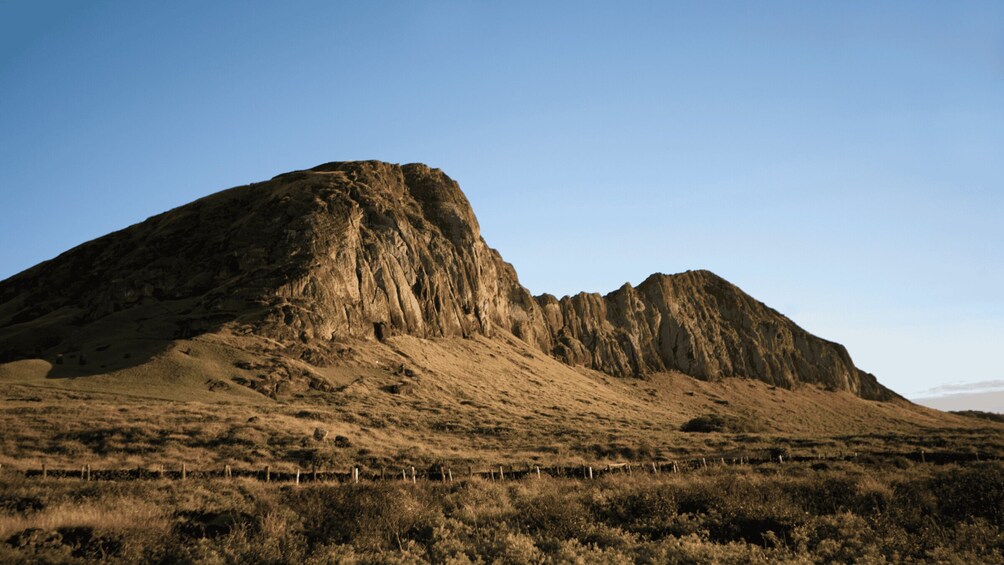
[536, 271, 892, 400]
[0, 160, 894, 400]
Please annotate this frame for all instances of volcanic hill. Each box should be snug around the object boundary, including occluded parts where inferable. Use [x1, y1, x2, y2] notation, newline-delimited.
[1, 160, 989, 469]
[0, 160, 889, 396]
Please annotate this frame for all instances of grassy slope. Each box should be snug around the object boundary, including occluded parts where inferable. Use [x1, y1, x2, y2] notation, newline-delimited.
[0, 330, 999, 471]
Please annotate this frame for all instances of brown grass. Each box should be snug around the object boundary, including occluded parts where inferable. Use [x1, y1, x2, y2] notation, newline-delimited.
[0, 460, 1000, 563]
[0, 333, 999, 472]
[0, 497, 166, 539]
[0, 330, 1000, 561]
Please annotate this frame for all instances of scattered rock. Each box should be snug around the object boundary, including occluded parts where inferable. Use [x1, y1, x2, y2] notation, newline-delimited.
[205, 379, 230, 392]
[312, 427, 328, 441]
[333, 435, 352, 448]
[382, 381, 413, 395]
[394, 364, 417, 378]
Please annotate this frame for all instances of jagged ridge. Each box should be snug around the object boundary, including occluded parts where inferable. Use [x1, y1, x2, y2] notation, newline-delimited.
[0, 160, 895, 400]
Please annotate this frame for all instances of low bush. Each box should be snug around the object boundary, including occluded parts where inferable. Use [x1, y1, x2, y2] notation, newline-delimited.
[0, 461, 1000, 562]
[680, 413, 764, 433]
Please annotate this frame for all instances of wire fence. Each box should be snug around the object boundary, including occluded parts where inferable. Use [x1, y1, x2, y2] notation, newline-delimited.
[0, 449, 992, 484]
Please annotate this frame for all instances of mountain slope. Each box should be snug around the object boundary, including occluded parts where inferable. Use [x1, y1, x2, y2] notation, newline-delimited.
[0, 160, 892, 400]
[537, 271, 891, 399]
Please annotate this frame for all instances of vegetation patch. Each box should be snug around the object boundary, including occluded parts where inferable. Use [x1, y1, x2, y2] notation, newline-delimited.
[681, 413, 765, 433]
[951, 410, 1004, 424]
[0, 461, 1001, 563]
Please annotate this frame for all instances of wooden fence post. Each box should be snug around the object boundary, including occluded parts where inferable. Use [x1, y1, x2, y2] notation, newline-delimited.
[920, 450, 926, 463]
[651, 462, 658, 474]
[536, 465, 541, 479]
[411, 466, 416, 484]
[182, 463, 187, 480]
[440, 466, 446, 483]
[86, 464, 91, 481]
[353, 467, 359, 483]
[778, 455, 783, 464]
[402, 468, 407, 481]
[448, 469, 454, 482]
[225, 465, 231, 479]
[588, 466, 593, 479]
[296, 469, 300, 486]
[265, 465, 270, 483]
[499, 466, 504, 481]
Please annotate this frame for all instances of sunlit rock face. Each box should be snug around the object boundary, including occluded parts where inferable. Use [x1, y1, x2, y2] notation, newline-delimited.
[0, 160, 894, 400]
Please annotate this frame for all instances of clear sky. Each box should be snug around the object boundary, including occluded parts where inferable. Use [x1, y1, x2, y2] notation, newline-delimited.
[1, 1, 1002, 397]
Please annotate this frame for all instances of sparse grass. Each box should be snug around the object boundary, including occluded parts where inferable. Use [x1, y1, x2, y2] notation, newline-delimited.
[0, 461, 1000, 563]
[952, 410, 1004, 424]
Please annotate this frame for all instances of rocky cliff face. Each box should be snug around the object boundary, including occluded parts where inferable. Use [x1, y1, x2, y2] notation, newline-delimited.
[536, 271, 891, 400]
[0, 160, 894, 400]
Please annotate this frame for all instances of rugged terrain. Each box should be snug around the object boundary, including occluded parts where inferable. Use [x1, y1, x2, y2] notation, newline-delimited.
[0, 161, 888, 396]
[0, 161, 997, 471]
[1, 161, 1002, 564]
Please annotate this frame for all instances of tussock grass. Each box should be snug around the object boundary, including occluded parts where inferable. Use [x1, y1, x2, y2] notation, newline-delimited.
[0, 460, 1001, 563]
[0, 496, 167, 538]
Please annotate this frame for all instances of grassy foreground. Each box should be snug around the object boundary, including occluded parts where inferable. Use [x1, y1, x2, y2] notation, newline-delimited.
[1, 459, 1001, 564]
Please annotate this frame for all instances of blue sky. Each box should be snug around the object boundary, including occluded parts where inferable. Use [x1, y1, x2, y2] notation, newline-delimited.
[1, 1, 1002, 397]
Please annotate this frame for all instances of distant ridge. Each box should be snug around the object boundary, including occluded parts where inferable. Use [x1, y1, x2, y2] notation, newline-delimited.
[0, 160, 895, 400]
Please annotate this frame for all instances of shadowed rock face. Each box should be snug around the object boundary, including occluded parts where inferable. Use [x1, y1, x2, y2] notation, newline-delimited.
[0, 160, 894, 400]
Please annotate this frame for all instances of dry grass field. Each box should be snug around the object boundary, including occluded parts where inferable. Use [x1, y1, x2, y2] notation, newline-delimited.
[0, 460, 1001, 563]
[1, 332, 999, 474]
[2, 331, 1001, 562]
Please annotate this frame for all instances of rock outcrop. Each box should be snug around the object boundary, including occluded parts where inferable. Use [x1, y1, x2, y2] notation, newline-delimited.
[0, 160, 895, 400]
[536, 271, 892, 400]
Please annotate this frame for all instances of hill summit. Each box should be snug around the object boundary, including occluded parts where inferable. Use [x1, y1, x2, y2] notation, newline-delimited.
[0, 160, 893, 400]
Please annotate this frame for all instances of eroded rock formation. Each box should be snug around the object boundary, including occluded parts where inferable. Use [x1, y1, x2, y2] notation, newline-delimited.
[0, 160, 894, 400]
